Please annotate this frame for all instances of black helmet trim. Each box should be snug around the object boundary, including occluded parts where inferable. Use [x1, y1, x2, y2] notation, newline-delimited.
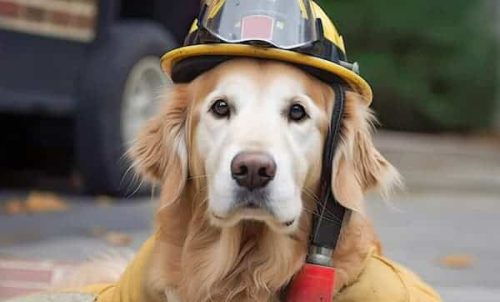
[170, 55, 345, 88]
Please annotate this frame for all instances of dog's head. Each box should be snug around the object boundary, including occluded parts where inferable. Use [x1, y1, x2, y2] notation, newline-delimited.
[131, 59, 400, 233]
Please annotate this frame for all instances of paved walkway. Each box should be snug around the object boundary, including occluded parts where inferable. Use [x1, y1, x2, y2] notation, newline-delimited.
[1, 131, 499, 301]
[0, 259, 75, 299]
[376, 131, 500, 194]
[374, 131, 500, 302]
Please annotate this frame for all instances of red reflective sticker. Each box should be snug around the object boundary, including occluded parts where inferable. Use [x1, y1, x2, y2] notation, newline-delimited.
[241, 15, 274, 40]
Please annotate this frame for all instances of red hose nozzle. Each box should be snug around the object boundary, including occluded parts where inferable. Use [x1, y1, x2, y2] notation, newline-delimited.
[286, 263, 336, 302]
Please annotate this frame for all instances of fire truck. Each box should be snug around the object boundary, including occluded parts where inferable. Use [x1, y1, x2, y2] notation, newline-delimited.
[0, 0, 199, 195]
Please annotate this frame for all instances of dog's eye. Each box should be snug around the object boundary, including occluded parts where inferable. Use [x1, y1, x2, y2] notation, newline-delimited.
[288, 104, 308, 122]
[210, 99, 230, 118]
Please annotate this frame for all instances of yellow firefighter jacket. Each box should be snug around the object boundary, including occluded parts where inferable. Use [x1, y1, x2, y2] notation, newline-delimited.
[8, 236, 442, 302]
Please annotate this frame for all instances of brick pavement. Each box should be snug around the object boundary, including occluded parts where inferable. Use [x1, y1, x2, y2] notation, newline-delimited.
[0, 258, 75, 300]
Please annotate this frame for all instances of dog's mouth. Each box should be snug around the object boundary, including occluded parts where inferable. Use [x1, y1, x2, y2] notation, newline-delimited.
[208, 185, 299, 233]
[235, 188, 270, 209]
[210, 206, 297, 233]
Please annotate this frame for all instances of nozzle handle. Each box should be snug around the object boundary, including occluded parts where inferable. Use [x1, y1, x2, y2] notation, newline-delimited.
[286, 263, 336, 302]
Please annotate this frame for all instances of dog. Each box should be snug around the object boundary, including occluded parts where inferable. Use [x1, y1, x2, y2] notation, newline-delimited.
[44, 58, 442, 302]
[127, 58, 401, 301]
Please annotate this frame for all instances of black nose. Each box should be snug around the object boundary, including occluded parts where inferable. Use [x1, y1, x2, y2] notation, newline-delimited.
[231, 152, 277, 190]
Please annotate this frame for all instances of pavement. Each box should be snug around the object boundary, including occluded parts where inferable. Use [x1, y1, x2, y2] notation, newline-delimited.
[1, 131, 500, 301]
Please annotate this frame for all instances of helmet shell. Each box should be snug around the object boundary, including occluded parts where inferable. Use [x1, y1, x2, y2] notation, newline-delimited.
[161, 0, 373, 104]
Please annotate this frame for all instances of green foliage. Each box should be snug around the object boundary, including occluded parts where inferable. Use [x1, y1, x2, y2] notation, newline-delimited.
[317, 0, 497, 131]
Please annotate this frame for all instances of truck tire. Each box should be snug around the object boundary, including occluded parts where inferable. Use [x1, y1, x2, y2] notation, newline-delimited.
[76, 21, 175, 196]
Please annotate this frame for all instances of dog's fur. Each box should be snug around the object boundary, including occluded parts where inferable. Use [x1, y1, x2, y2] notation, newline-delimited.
[121, 59, 401, 302]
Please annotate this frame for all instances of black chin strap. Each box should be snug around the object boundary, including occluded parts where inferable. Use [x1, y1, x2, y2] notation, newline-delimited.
[310, 84, 348, 254]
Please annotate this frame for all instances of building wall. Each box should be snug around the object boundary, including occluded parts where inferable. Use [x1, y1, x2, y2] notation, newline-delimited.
[0, 0, 97, 41]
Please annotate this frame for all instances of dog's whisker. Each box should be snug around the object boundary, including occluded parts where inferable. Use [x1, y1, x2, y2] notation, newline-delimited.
[300, 203, 344, 224]
[301, 208, 344, 224]
[313, 192, 343, 220]
[302, 187, 321, 202]
[269, 200, 342, 224]
[301, 189, 341, 219]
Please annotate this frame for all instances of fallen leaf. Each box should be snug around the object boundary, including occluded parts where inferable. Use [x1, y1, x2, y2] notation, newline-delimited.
[3, 199, 26, 215]
[104, 231, 132, 246]
[96, 195, 114, 207]
[439, 254, 474, 269]
[24, 192, 69, 213]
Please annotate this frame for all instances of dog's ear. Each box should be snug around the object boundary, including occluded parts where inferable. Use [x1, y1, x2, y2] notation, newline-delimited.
[332, 91, 401, 213]
[129, 84, 190, 200]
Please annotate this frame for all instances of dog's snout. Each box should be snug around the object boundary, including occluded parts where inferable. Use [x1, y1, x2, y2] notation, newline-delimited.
[231, 152, 276, 190]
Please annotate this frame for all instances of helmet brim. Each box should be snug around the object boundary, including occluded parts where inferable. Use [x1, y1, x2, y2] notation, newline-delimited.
[161, 44, 373, 105]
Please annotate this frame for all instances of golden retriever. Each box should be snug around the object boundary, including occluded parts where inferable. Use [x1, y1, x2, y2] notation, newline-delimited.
[127, 58, 400, 301]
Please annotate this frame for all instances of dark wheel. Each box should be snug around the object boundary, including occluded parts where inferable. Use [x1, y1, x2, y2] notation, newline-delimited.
[77, 21, 175, 196]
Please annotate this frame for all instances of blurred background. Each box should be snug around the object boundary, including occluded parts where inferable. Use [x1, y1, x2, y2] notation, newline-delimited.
[0, 0, 499, 301]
